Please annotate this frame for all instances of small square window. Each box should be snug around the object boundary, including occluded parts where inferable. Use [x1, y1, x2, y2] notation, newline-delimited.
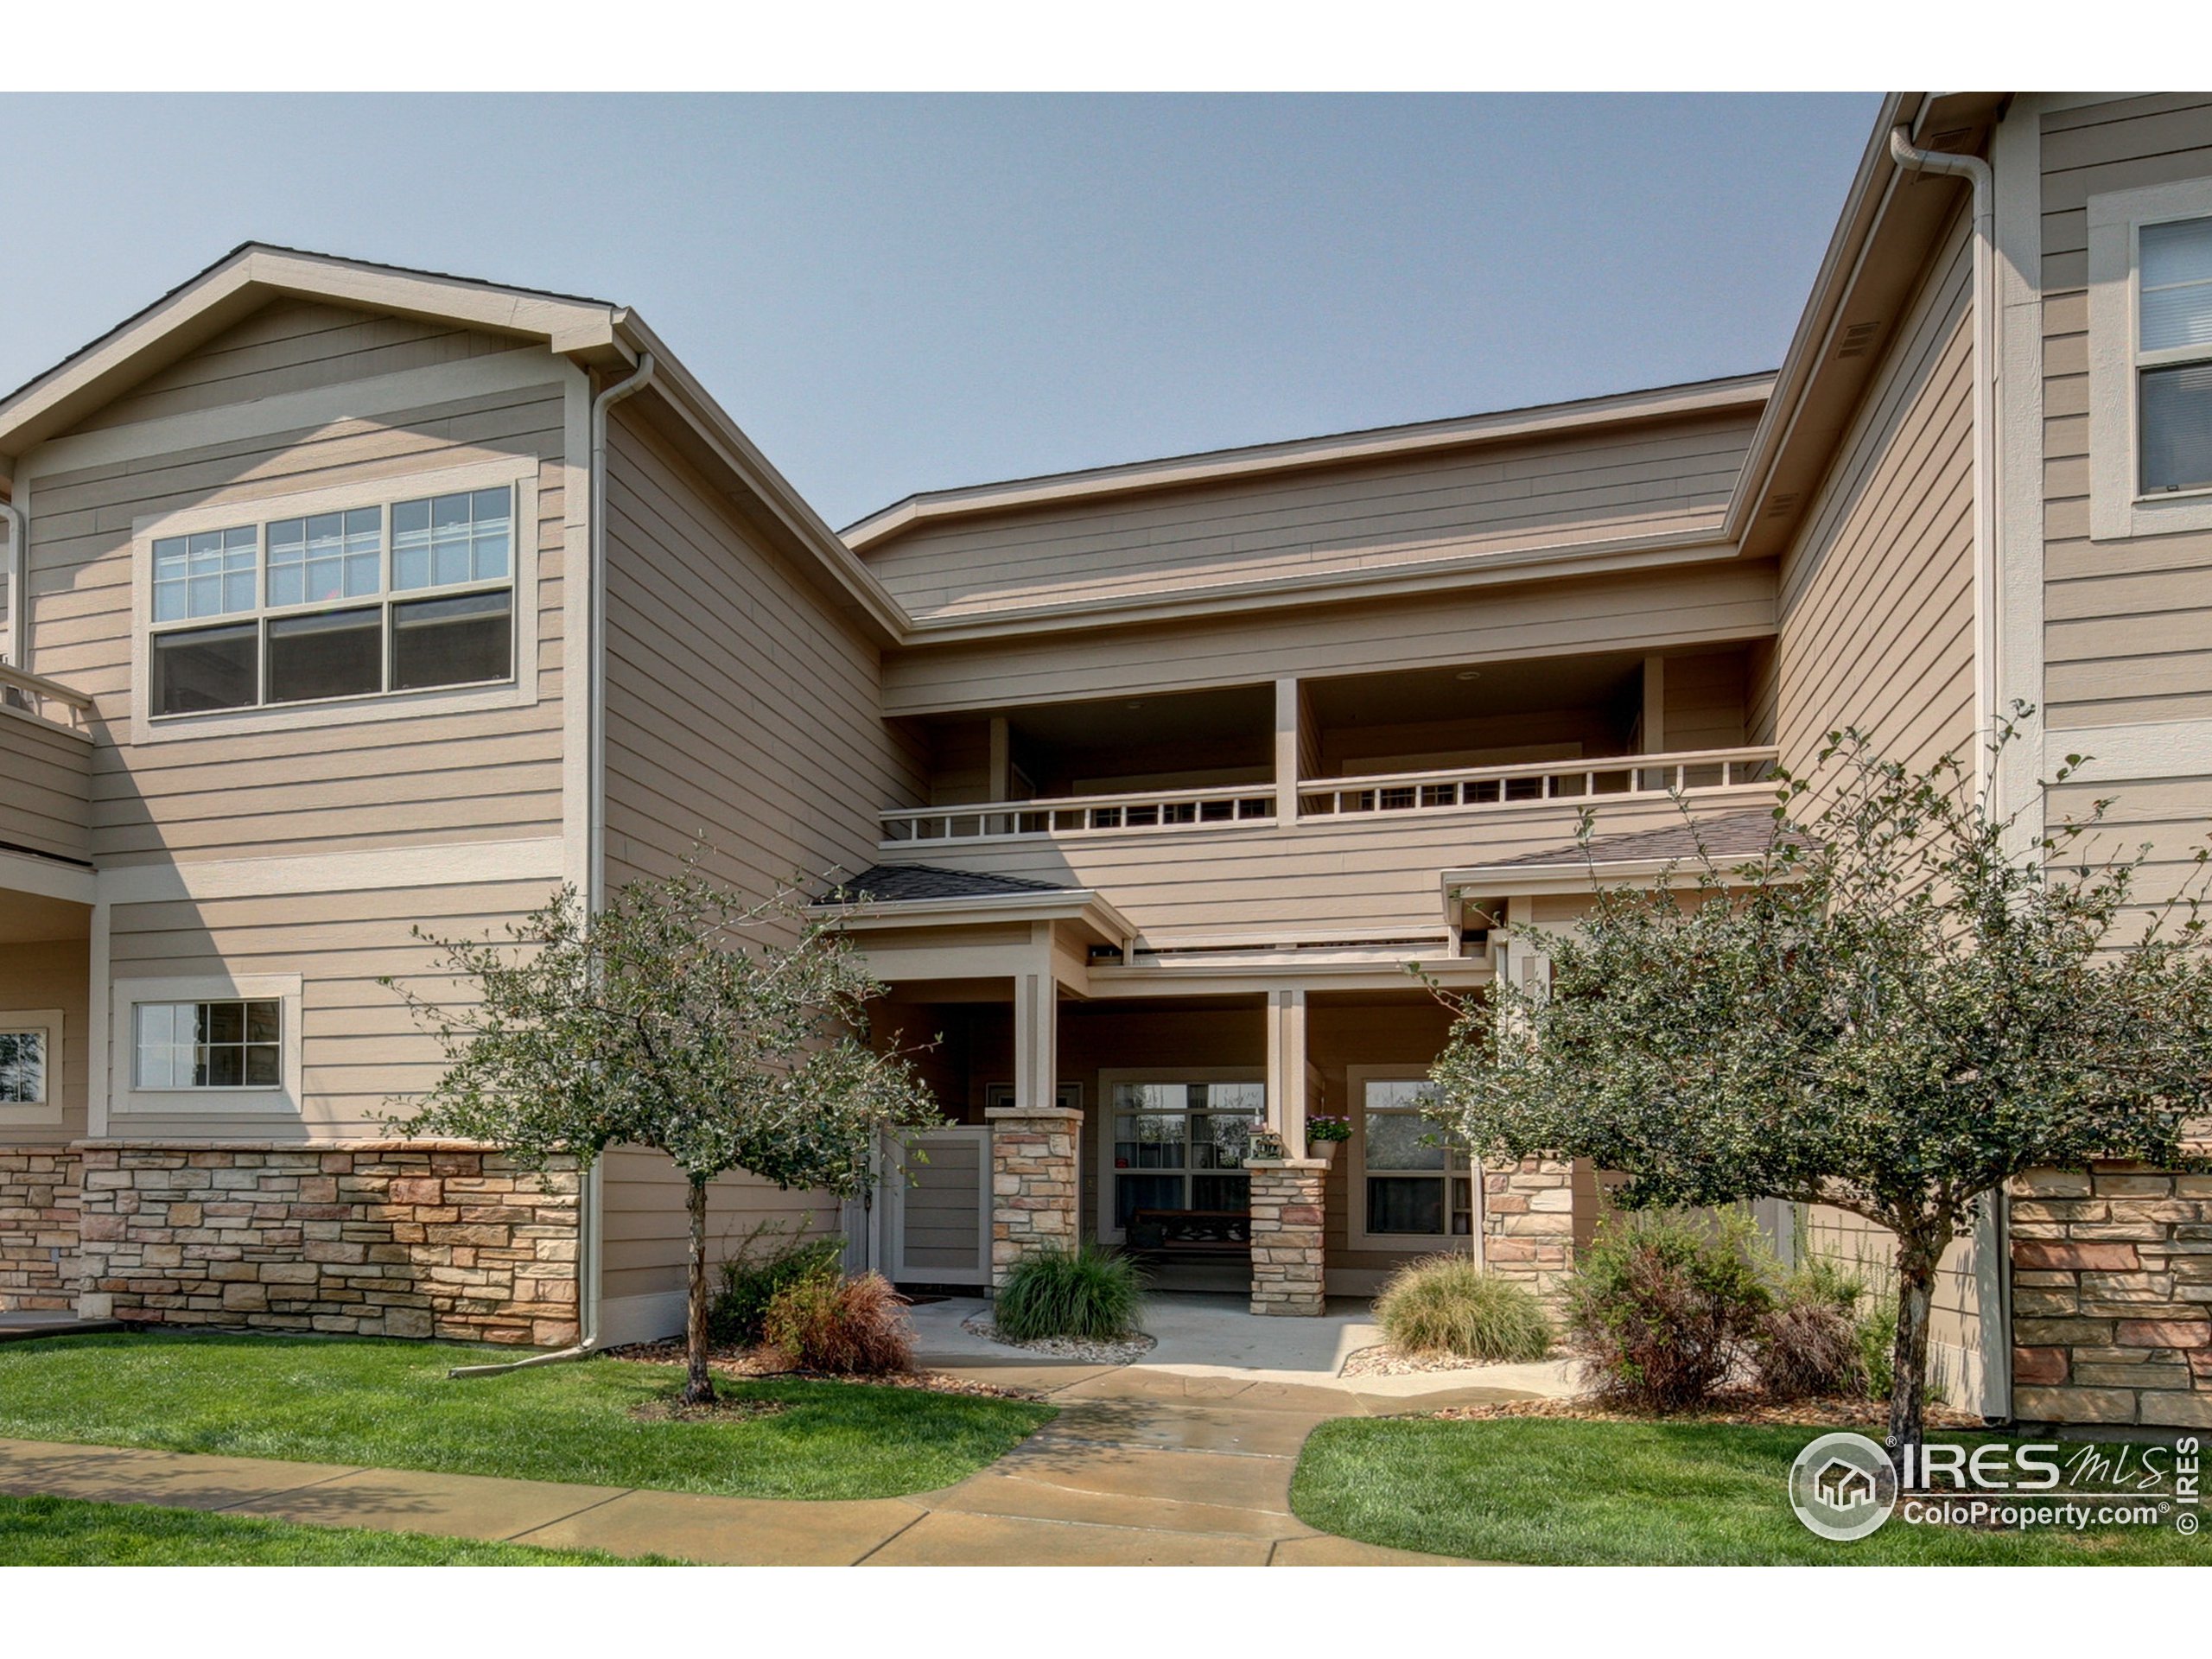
[0, 1029, 47, 1105]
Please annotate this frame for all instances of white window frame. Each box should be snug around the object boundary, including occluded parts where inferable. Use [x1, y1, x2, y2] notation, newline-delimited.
[2088, 178, 2212, 542]
[129, 457, 541, 746]
[1094, 1066, 1263, 1245]
[0, 1008, 65, 1128]
[1347, 1063, 1477, 1252]
[111, 974, 303, 1117]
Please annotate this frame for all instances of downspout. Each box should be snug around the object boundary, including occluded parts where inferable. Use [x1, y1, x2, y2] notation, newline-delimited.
[451, 351, 658, 1381]
[1889, 122, 1998, 797]
[1888, 120, 2012, 1423]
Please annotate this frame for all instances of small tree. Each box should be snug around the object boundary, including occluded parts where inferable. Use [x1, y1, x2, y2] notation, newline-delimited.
[385, 858, 940, 1403]
[1427, 720, 2212, 1465]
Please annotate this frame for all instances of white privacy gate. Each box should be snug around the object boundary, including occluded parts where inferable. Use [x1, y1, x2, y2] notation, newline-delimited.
[874, 1124, 993, 1287]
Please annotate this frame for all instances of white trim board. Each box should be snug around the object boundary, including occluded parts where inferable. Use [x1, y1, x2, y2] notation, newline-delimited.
[108, 971, 305, 1120]
[0, 847, 95, 906]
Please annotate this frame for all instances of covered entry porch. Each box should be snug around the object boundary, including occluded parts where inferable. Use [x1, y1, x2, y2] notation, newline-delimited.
[832, 869, 1569, 1312]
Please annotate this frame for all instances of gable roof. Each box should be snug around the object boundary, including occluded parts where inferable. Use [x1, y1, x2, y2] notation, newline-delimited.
[0, 242, 906, 645]
[1484, 809, 1793, 873]
[842, 372, 1774, 552]
[817, 863, 1074, 905]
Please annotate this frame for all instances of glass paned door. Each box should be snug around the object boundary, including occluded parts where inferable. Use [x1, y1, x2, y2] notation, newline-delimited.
[1111, 1080, 1263, 1227]
[1362, 1077, 1474, 1239]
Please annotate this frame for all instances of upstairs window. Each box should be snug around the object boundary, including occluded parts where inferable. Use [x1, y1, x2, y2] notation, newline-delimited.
[2136, 215, 2212, 496]
[146, 483, 518, 718]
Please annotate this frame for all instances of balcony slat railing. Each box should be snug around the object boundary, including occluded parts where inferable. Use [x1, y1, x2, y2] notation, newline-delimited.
[879, 746, 1777, 847]
[0, 661, 95, 733]
[880, 782, 1275, 845]
[1297, 746, 1777, 819]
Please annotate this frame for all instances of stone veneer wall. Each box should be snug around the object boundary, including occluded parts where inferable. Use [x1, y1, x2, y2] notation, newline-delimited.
[1481, 1155, 1575, 1294]
[1248, 1159, 1326, 1316]
[0, 1147, 79, 1312]
[2010, 1161, 2212, 1429]
[985, 1106, 1080, 1287]
[77, 1142, 580, 1345]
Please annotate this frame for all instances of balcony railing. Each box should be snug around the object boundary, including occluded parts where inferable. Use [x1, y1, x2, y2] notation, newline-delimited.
[0, 661, 95, 732]
[1297, 746, 1777, 818]
[881, 782, 1276, 845]
[879, 746, 1777, 848]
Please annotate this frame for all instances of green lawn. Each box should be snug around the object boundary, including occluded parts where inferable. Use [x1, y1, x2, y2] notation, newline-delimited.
[1291, 1417, 2209, 1565]
[0, 1332, 1053, 1502]
[0, 1493, 670, 1566]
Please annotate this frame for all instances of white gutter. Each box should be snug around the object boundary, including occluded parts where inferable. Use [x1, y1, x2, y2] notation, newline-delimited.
[2, 496, 25, 666]
[1889, 120, 1999, 798]
[458, 353, 658, 1382]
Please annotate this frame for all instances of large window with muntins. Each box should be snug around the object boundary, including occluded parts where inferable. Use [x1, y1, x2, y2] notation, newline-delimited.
[147, 484, 516, 717]
[1109, 1079, 1262, 1226]
[134, 999, 283, 1090]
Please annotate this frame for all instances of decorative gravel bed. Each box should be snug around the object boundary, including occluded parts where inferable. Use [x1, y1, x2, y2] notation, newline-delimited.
[601, 1338, 1042, 1400]
[1424, 1393, 1982, 1429]
[1340, 1344, 1552, 1378]
[960, 1312, 1154, 1364]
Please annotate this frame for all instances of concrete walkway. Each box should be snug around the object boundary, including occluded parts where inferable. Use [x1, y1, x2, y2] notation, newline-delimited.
[0, 1296, 1564, 1564]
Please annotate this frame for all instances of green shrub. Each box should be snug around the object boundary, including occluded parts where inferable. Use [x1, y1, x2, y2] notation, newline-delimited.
[1857, 1291, 1898, 1400]
[1560, 1210, 1771, 1410]
[1751, 1259, 1870, 1400]
[1375, 1255, 1552, 1362]
[707, 1224, 845, 1345]
[994, 1244, 1146, 1342]
[761, 1271, 914, 1376]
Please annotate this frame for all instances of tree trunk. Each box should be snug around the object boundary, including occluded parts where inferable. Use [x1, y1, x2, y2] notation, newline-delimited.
[683, 1174, 715, 1405]
[1886, 1231, 1942, 1480]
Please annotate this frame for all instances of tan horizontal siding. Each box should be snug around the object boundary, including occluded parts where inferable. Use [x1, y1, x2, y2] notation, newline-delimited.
[864, 413, 1755, 620]
[0, 712, 92, 863]
[599, 407, 923, 895]
[2042, 98, 2212, 731]
[21, 314, 569, 864]
[106, 876, 561, 1139]
[74, 300, 524, 434]
[599, 1146, 838, 1305]
[1759, 209, 1976, 783]
[883, 563, 1775, 717]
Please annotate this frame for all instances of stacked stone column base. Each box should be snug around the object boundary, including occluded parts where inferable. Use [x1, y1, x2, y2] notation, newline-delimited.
[0, 1147, 80, 1312]
[1248, 1158, 1326, 1315]
[986, 1106, 1081, 1287]
[1481, 1155, 1574, 1296]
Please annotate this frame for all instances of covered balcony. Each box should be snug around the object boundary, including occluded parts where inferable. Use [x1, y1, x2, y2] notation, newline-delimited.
[0, 664, 94, 877]
[875, 646, 1775, 946]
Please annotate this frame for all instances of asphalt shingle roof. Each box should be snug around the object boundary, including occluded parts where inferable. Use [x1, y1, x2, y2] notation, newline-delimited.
[1484, 809, 1793, 871]
[817, 864, 1076, 906]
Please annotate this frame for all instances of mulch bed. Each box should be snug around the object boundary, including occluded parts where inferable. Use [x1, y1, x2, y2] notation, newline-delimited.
[1341, 1344, 1552, 1377]
[601, 1338, 1042, 1401]
[1426, 1393, 1983, 1429]
[626, 1396, 790, 1424]
[959, 1313, 1154, 1365]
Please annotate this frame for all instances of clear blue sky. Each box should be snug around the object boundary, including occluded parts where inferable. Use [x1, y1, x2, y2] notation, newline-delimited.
[0, 92, 1878, 529]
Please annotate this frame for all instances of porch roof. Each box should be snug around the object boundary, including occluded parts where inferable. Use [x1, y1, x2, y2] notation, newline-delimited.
[1440, 808, 1797, 899]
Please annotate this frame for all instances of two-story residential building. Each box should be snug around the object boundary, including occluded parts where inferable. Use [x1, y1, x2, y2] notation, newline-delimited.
[2, 90, 2207, 1430]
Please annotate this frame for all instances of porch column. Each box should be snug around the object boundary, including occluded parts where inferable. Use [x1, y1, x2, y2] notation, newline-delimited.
[1247, 1158, 1327, 1316]
[1264, 988, 1308, 1159]
[1480, 931, 1575, 1294]
[986, 968, 1077, 1287]
[1274, 676, 1302, 825]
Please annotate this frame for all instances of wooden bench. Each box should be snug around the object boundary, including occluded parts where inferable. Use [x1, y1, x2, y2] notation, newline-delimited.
[1125, 1209, 1251, 1254]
